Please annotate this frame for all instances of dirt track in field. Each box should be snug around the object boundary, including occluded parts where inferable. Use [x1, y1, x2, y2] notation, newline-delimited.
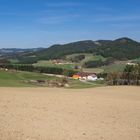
[0, 86, 140, 140]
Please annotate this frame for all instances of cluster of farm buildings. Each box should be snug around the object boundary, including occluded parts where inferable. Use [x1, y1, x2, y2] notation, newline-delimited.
[73, 72, 98, 81]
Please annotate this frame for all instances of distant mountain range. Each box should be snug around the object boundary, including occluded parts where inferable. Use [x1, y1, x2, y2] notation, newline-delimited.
[1, 37, 140, 63]
[0, 48, 43, 58]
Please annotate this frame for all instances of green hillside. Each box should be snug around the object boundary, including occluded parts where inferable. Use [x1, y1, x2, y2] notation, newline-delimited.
[0, 70, 104, 88]
[15, 37, 140, 63]
[0, 70, 59, 87]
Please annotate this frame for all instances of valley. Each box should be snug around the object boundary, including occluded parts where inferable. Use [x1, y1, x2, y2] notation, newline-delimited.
[0, 37, 140, 88]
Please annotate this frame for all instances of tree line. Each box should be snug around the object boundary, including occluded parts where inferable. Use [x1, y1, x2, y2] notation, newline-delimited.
[0, 64, 77, 77]
[83, 58, 114, 68]
[107, 64, 140, 85]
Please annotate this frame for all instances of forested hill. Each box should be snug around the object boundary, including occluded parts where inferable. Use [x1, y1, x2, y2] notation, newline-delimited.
[17, 37, 140, 62]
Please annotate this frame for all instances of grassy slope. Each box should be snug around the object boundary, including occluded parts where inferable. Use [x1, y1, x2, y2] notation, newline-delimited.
[83, 68, 104, 73]
[34, 60, 75, 70]
[83, 63, 126, 73]
[67, 53, 106, 63]
[33, 54, 127, 74]
[34, 54, 106, 70]
[0, 70, 59, 87]
[101, 63, 126, 73]
[132, 57, 140, 63]
[0, 70, 104, 88]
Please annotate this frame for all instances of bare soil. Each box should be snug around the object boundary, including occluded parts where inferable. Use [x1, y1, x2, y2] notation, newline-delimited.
[0, 86, 140, 140]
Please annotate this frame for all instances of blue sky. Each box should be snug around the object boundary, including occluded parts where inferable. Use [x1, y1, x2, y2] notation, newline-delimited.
[0, 0, 140, 48]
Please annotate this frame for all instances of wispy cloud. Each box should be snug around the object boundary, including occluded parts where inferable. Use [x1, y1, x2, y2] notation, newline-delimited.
[45, 2, 84, 8]
[90, 15, 140, 23]
[39, 1, 84, 24]
[38, 13, 140, 26]
[39, 14, 80, 24]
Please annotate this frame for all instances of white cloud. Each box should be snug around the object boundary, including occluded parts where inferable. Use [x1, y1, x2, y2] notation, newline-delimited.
[39, 14, 80, 24]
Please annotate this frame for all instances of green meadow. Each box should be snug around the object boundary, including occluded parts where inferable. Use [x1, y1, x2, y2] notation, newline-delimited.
[0, 70, 104, 88]
[0, 70, 58, 87]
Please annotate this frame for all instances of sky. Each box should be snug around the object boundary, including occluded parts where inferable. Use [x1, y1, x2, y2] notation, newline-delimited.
[0, 0, 140, 48]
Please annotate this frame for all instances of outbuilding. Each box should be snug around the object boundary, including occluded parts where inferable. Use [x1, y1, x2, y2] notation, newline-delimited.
[73, 72, 98, 81]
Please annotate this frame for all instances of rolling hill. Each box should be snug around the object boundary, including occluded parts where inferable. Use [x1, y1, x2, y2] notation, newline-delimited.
[41, 37, 140, 60]
[4, 37, 140, 63]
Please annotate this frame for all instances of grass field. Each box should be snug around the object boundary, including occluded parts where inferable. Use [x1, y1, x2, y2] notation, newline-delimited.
[34, 54, 106, 69]
[67, 53, 106, 64]
[83, 63, 126, 73]
[0, 70, 104, 88]
[34, 54, 126, 74]
[34, 61, 126, 74]
[0, 70, 60, 87]
[101, 63, 126, 73]
[132, 57, 140, 63]
[34, 60, 75, 70]
[83, 68, 104, 73]
[6, 54, 127, 86]
[33, 54, 110, 74]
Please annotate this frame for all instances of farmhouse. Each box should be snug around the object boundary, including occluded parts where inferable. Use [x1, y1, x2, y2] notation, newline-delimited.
[73, 72, 98, 81]
[127, 62, 137, 66]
